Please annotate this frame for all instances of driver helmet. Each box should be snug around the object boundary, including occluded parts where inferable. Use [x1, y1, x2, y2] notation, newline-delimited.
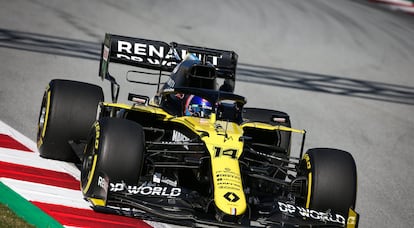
[184, 95, 212, 117]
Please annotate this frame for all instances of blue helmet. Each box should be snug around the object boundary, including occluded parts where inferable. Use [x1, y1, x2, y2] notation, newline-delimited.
[184, 95, 212, 117]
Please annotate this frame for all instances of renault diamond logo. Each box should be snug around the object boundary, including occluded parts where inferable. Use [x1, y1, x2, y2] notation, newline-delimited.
[224, 192, 240, 202]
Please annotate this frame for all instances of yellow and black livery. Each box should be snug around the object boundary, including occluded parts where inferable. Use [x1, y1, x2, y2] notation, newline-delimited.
[36, 34, 359, 227]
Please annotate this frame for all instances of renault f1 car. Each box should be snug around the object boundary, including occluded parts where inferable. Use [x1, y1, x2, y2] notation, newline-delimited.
[36, 34, 359, 227]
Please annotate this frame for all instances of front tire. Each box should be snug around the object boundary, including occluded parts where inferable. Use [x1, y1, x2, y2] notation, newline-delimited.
[302, 148, 357, 217]
[37, 79, 104, 162]
[81, 117, 145, 200]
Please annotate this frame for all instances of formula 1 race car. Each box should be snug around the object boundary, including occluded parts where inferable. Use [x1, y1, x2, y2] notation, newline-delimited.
[36, 34, 359, 227]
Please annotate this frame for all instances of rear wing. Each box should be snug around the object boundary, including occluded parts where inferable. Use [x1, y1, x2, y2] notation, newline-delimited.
[99, 33, 238, 102]
[99, 33, 238, 82]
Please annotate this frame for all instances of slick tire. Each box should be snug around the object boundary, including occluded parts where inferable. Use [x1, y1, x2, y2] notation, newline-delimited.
[302, 148, 357, 216]
[242, 108, 292, 153]
[81, 117, 145, 199]
[37, 79, 104, 162]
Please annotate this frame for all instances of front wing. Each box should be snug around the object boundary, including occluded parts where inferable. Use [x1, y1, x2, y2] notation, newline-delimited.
[87, 187, 358, 228]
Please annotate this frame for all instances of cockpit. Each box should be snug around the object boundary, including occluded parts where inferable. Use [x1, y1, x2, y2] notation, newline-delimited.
[159, 87, 246, 123]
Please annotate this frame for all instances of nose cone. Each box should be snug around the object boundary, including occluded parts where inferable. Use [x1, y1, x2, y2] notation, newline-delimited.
[210, 150, 247, 216]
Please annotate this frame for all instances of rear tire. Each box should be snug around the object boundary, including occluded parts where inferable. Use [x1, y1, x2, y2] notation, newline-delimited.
[81, 117, 145, 199]
[301, 148, 357, 216]
[37, 79, 104, 162]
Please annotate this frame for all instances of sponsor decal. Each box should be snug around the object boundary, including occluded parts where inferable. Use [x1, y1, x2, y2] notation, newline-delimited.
[153, 173, 161, 183]
[94, 122, 100, 150]
[116, 40, 175, 67]
[161, 177, 177, 187]
[116, 53, 176, 67]
[152, 173, 178, 187]
[215, 169, 242, 191]
[110, 182, 181, 197]
[97, 176, 108, 190]
[115, 40, 220, 67]
[277, 202, 346, 225]
[117, 41, 166, 57]
[157, 130, 190, 149]
[223, 192, 240, 202]
[172, 130, 190, 142]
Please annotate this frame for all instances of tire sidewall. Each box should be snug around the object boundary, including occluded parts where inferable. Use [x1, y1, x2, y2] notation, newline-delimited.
[37, 79, 103, 162]
[302, 148, 357, 217]
[81, 117, 145, 198]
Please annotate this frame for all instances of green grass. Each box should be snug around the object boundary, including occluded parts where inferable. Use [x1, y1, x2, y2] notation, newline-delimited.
[0, 203, 35, 228]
